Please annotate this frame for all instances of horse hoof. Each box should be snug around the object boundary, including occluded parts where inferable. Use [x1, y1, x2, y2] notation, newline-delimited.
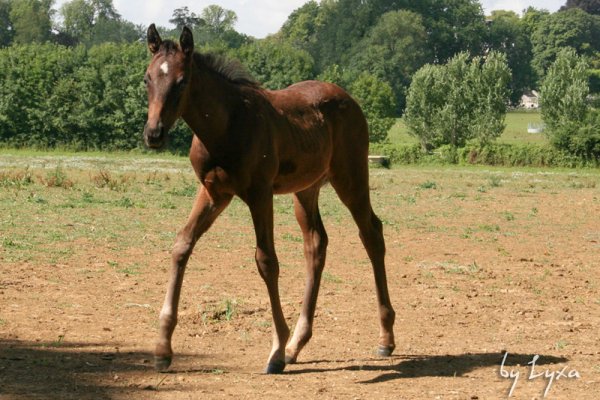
[154, 355, 172, 372]
[377, 345, 395, 357]
[285, 354, 297, 365]
[265, 360, 286, 374]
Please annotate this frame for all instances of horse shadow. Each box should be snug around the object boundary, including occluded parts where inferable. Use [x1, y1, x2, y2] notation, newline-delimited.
[0, 339, 209, 400]
[287, 352, 569, 384]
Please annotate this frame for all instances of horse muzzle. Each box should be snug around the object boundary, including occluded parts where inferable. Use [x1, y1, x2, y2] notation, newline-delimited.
[144, 121, 167, 149]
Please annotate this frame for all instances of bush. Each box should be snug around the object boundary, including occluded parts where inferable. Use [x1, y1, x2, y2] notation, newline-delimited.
[350, 73, 397, 143]
[404, 51, 511, 149]
[540, 48, 600, 160]
[369, 142, 597, 168]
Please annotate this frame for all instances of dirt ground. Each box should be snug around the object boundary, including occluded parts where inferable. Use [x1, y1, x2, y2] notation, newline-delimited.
[1, 154, 599, 399]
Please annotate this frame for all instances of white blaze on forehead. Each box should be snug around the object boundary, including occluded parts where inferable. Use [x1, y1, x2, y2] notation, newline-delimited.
[160, 61, 169, 75]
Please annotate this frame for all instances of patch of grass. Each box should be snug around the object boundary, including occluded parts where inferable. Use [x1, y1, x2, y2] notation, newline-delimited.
[27, 193, 48, 204]
[398, 194, 417, 204]
[145, 171, 167, 186]
[2, 237, 32, 250]
[479, 224, 501, 233]
[0, 168, 34, 188]
[555, 339, 568, 350]
[160, 200, 176, 209]
[323, 271, 343, 284]
[91, 169, 129, 191]
[501, 212, 515, 221]
[115, 197, 135, 208]
[422, 270, 435, 279]
[167, 180, 197, 197]
[282, 232, 303, 242]
[202, 299, 239, 323]
[44, 165, 73, 189]
[118, 265, 142, 275]
[418, 181, 438, 190]
[488, 175, 502, 188]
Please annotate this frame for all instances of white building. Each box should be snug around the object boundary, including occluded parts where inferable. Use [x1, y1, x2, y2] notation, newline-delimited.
[520, 90, 539, 109]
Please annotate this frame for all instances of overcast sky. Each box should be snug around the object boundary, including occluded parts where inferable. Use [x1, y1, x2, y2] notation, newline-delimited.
[53, 0, 566, 38]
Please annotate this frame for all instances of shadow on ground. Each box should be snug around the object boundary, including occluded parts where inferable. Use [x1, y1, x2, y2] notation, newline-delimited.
[287, 352, 569, 384]
[0, 340, 202, 400]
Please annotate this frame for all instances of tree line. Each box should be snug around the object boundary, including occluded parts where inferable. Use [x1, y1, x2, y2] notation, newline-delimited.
[0, 0, 598, 160]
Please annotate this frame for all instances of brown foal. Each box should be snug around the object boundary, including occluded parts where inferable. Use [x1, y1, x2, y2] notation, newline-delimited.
[143, 25, 395, 374]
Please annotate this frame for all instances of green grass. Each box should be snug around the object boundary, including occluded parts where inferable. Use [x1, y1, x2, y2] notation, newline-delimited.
[386, 111, 547, 146]
[1, 152, 598, 268]
[498, 110, 545, 145]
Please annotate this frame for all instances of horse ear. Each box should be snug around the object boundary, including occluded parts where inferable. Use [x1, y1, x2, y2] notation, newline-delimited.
[147, 23, 162, 54]
[180, 26, 194, 57]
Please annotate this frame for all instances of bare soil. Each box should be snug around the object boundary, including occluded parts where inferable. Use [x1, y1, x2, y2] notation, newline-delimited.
[1, 157, 599, 399]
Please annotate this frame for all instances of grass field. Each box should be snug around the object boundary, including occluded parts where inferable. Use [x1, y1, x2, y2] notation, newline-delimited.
[1, 152, 599, 399]
[388, 110, 546, 145]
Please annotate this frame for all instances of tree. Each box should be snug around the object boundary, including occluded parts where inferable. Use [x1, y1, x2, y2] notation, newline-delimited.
[201, 4, 237, 35]
[404, 52, 511, 149]
[486, 10, 536, 104]
[279, 0, 321, 49]
[317, 64, 347, 87]
[0, 0, 14, 47]
[347, 10, 430, 112]
[350, 73, 397, 143]
[60, 0, 95, 41]
[419, 0, 487, 62]
[561, 0, 600, 15]
[521, 7, 551, 36]
[9, 0, 54, 44]
[169, 6, 203, 30]
[540, 48, 600, 158]
[237, 39, 314, 90]
[531, 8, 600, 79]
[59, 0, 139, 46]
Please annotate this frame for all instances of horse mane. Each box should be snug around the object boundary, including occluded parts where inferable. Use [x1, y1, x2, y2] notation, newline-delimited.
[158, 39, 260, 88]
[194, 52, 260, 88]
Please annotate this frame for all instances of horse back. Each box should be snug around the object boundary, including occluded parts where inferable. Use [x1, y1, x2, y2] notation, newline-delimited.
[265, 81, 370, 183]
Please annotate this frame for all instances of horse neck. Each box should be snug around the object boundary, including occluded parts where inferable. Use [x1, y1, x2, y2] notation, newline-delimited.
[181, 67, 241, 149]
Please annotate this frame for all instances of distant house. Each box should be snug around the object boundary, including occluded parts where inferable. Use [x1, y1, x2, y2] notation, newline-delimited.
[520, 90, 539, 109]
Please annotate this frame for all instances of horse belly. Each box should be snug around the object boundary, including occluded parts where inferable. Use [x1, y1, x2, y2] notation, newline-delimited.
[272, 156, 328, 194]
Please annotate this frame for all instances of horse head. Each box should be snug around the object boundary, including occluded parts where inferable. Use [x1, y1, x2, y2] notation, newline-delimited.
[143, 24, 194, 149]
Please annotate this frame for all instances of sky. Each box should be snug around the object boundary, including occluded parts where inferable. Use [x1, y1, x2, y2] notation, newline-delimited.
[52, 0, 566, 39]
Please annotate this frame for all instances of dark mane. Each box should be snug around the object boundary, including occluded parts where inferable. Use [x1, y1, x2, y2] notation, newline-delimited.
[158, 40, 259, 88]
[194, 52, 260, 88]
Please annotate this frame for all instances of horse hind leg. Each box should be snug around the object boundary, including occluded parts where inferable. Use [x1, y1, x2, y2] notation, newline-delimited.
[154, 186, 232, 371]
[285, 186, 328, 364]
[329, 171, 396, 357]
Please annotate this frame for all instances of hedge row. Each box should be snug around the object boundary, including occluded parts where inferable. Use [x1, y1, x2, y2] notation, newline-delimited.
[369, 142, 599, 168]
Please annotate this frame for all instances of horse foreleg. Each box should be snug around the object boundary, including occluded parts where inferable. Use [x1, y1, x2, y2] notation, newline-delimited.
[247, 190, 290, 374]
[155, 186, 232, 371]
[285, 187, 328, 364]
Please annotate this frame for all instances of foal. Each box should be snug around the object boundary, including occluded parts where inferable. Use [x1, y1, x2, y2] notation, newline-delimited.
[144, 25, 395, 374]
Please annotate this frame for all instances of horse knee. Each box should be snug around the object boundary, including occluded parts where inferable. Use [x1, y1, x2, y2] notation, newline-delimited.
[313, 228, 328, 258]
[255, 248, 279, 280]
